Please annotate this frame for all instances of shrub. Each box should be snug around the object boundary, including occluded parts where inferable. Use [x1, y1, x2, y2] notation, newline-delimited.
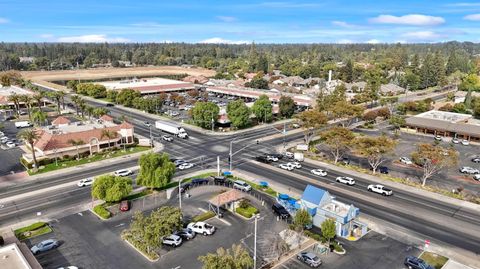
[14, 222, 47, 237]
[236, 206, 258, 218]
[238, 199, 250, 209]
[192, 211, 215, 222]
[93, 204, 111, 219]
[304, 230, 323, 242]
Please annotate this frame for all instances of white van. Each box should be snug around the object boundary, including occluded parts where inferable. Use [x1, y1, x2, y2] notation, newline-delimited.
[15, 121, 33, 128]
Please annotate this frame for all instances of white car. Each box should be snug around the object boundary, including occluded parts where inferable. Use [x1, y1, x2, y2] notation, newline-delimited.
[178, 162, 194, 170]
[57, 266, 79, 269]
[367, 184, 393, 196]
[233, 180, 252, 191]
[473, 174, 480, 181]
[461, 139, 470, 146]
[460, 166, 480, 174]
[434, 135, 442, 141]
[187, 222, 216, 235]
[285, 152, 294, 159]
[114, 169, 133, 177]
[279, 163, 294, 171]
[452, 138, 460, 144]
[310, 169, 327, 176]
[5, 141, 16, 148]
[143, 121, 151, 127]
[0, 136, 8, 143]
[77, 178, 94, 187]
[399, 157, 412, 165]
[266, 155, 279, 162]
[162, 234, 183, 247]
[336, 176, 355, 185]
[0, 131, 4, 136]
[162, 135, 173, 142]
[287, 162, 302, 169]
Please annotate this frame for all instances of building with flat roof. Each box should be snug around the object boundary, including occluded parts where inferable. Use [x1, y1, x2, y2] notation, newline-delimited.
[405, 110, 480, 141]
[0, 243, 42, 269]
[98, 78, 195, 95]
[0, 85, 36, 107]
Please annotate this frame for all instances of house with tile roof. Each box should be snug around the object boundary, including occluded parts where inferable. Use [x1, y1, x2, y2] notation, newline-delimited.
[21, 119, 135, 163]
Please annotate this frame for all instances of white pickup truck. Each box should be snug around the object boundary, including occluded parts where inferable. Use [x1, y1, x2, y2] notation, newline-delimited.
[15, 121, 33, 128]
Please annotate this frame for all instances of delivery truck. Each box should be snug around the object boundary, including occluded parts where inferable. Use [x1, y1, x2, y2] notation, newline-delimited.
[155, 120, 188, 138]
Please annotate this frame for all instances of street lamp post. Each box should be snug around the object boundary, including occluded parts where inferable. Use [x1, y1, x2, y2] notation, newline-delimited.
[178, 180, 182, 209]
[149, 125, 153, 148]
[254, 214, 259, 269]
[229, 136, 242, 171]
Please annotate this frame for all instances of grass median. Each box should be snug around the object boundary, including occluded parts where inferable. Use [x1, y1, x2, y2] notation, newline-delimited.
[14, 222, 53, 240]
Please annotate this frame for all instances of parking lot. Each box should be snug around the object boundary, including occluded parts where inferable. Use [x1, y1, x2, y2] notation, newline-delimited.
[0, 119, 26, 176]
[25, 185, 287, 269]
[280, 232, 421, 269]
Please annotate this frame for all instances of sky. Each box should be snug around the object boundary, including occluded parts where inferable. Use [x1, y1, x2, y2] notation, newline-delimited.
[1, 0, 480, 43]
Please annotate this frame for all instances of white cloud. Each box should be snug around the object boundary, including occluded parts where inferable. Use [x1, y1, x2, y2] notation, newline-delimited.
[216, 16, 237, 22]
[446, 2, 480, 7]
[200, 37, 250, 44]
[402, 31, 443, 41]
[336, 39, 354, 44]
[332, 21, 357, 28]
[369, 14, 445, 26]
[39, 34, 54, 39]
[367, 39, 381, 44]
[57, 34, 130, 43]
[257, 2, 322, 8]
[0, 17, 9, 24]
[464, 14, 480, 21]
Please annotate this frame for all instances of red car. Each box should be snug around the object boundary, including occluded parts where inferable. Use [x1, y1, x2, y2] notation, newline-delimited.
[119, 200, 130, 212]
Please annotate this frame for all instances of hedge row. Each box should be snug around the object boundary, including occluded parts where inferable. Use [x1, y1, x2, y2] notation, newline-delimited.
[93, 204, 111, 219]
[192, 211, 215, 222]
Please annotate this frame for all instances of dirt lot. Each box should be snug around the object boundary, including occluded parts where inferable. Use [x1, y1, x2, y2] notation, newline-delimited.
[21, 66, 215, 91]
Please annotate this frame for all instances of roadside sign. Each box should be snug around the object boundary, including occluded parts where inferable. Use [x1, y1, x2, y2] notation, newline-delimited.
[424, 239, 430, 249]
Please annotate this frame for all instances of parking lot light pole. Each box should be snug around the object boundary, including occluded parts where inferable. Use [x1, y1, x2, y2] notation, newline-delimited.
[254, 214, 259, 269]
[178, 180, 182, 209]
[229, 136, 242, 171]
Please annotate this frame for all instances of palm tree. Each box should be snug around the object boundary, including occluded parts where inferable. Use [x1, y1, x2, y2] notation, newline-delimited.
[31, 108, 47, 126]
[17, 129, 40, 171]
[19, 94, 33, 121]
[49, 91, 62, 115]
[70, 95, 82, 116]
[101, 129, 117, 151]
[85, 106, 95, 119]
[68, 139, 85, 160]
[8, 93, 20, 116]
[78, 99, 87, 118]
[58, 90, 66, 110]
[32, 92, 44, 111]
[93, 107, 108, 118]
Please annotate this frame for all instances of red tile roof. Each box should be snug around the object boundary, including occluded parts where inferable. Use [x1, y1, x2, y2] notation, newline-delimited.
[51, 116, 71, 125]
[99, 114, 113, 122]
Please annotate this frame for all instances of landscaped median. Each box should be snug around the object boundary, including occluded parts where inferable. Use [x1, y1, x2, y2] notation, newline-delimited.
[419, 251, 449, 269]
[14, 222, 53, 240]
[235, 199, 259, 219]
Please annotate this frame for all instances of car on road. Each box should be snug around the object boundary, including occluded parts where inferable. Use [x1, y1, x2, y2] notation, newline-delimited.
[77, 178, 94, 187]
[143, 121, 151, 127]
[31, 239, 59, 255]
[287, 161, 302, 169]
[268, 153, 284, 160]
[474, 174, 480, 181]
[452, 137, 460, 144]
[0, 131, 4, 136]
[178, 162, 194, 170]
[57, 266, 79, 269]
[279, 163, 294, 171]
[367, 184, 393, 196]
[119, 200, 130, 211]
[162, 135, 173, 142]
[284, 152, 294, 159]
[173, 159, 186, 167]
[336, 176, 355, 185]
[434, 135, 442, 141]
[471, 157, 480, 163]
[175, 228, 196, 240]
[404, 255, 434, 269]
[459, 166, 480, 174]
[272, 203, 290, 218]
[233, 180, 252, 191]
[256, 156, 272, 163]
[105, 103, 115, 107]
[266, 155, 279, 162]
[187, 222, 216, 235]
[0, 136, 8, 143]
[297, 252, 322, 268]
[5, 141, 16, 148]
[114, 169, 133, 177]
[399, 157, 413, 165]
[310, 169, 327, 176]
[162, 234, 183, 247]
[191, 178, 209, 185]
[461, 139, 470, 146]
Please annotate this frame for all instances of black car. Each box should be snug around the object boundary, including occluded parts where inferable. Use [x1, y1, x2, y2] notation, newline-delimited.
[105, 103, 115, 107]
[404, 256, 434, 269]
[341, 157, 350, 165]
[272, 203, 290, 218]
[378, 166, 389, 174]
[191, 178, 209, 185]
[179, 183, 191, 193]
[212, 176, 229, 184]
[256, 156, 272, 164]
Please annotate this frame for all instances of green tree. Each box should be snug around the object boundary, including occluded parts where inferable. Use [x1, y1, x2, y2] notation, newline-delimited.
[93, 107, 108, 118]
[70, 95, 82, 116]
[331, 100, 365, 127]
[320, 218, 336, 246]
[459, 74, 480, 92]
[293, 209, 312, 231]
[389, 115, 406, 134]
[465, 89, 473, 109]
[245, 74, 269, 89]
[251, 95, 273, 123]
[279, 96, 295, 118]
[68, 139, 85, 160]
[411, 144, 458, 186]
[227, 100, 251, 129]
[198, 244, 253, 269]
[101, 129, 117, 151]
[106, 90, 118, 102]
[295, 110, 328, 146]
[31, 108, 47, 126]
[319, 127, 355, 164]
[137, 152, 176, 190]
[66, 80, 79, 91]
[116, 89, 141, 107]
[19, 94, 33, 121]
[191, 101, 219, 129]
[8, 93, 20, 116]
[354, 135, 397, 174]
[92, 174, 132, 202]
[17, 129, 40, 170]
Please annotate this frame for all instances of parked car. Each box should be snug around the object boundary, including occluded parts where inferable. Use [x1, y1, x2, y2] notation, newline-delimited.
[372, 166, 389, 174]
[179, 183, 191, 193]
[119, 200, 130, 211]
[31, 239, 59, 255]
[174, 228, 196, 240]
[297, 252, 322, 268]
[461, 139, 470, 146]
[173, 159, 186, 167]
[279, 163, 294, 171]
[77, 178, 94, 187]
[399, 157, 412, 165]
[452, 137, 460, 144]
[287, 161, 302, 169]
[434, 135, 442, 141]
[213, 176, 228, 184]
[404, 255, 434, 269]
[114, 169, 133, 177]
[57, 266, 79, 269]
[187, 222, 216, 235]
[162, 234, 183, 247]
[256, 156, 272, 163]
[471, 157, 480, 163]
[5, 141, 16, 148]
[474, 174, 480, 181]
[310, 169, 327, 176]
[341, 157, 350, 165]
[367, 184, 393, 196]
[336, 176, 355, 185]
[191, 178, 209, 185]
[233, 180, 251, 191]
[162, 135, 173, 142]
[272, 203, 290, 218]
[460, 166, 480, 174]
[178, 162, 194, 170]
